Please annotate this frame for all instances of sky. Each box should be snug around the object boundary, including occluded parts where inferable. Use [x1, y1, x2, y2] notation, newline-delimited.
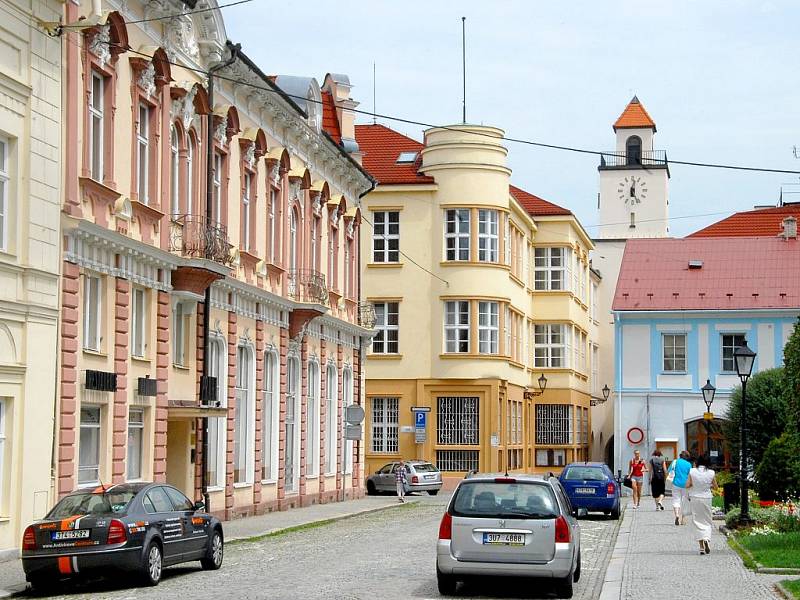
[222, 0, 800, 237]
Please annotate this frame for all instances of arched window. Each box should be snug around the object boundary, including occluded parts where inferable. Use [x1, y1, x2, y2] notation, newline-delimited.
[307, 361, 321, 476]
[286, 356, 300, 491]
[289, 208, 299, 272]
[262, 351, 278, 481]
[206, 336, 227, 489]
[325, 363, 338, 474]
[186, 133, 196, 215]
[170, 124, 180, 216]
[341, 368, 353, 474]
[626, 136, 642, 166]
[234, 345, 254, 484]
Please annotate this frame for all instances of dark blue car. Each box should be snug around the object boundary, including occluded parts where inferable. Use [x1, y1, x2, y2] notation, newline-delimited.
[558, 462, 620, 519]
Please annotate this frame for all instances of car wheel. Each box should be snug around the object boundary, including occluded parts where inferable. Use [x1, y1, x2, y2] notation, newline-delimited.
[366, 481, 377, 496]
[201, 529, 224, 570]
[611, 504, 621, 520]
[28, 576, 57, 595]
[428, 490, 439, 496]
[555, 574, 574, 599]
[573, 550, 581, 582]
[140, 540, 163, 586]
[436, 568, 458, 595]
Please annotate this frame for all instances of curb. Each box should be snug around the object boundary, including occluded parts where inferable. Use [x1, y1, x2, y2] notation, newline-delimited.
[776, 581, 796, 600]
[598, 503, 631, 600]
[227, 498, 421, 544]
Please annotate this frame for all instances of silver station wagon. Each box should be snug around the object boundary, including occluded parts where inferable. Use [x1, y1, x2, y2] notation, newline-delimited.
[436, 474, 582, 598]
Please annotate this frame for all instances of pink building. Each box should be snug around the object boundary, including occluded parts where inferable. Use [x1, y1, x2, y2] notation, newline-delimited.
[58, 0, 374, 519]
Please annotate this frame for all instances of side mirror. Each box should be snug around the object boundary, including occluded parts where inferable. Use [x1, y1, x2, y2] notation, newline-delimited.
[193, 500, 205, 512]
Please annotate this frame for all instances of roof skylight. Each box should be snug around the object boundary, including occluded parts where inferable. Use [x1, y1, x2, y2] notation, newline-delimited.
[396, 151, 418, 164]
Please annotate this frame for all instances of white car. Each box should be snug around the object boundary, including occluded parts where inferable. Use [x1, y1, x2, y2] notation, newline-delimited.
[366, 460, 443, 496]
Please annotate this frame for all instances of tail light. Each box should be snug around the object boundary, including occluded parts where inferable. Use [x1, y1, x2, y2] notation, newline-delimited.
[22, 526, 36, 551]
[107, 519, 127, 545]
[412, 475, 419, 484]
[607, 482, 615, 495]
[555, 515, 571, 543]
[438, 512, 452, 540]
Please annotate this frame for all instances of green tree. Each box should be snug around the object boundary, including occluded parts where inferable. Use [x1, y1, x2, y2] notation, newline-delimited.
[755, 432, 800, 501]
[783, 317, 800, 433]
[724, 368, 789, 470]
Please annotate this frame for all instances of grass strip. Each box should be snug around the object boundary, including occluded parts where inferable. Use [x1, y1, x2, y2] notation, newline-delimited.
[781, 579, 800, 599]
[727, 535, 758, 571]
[735, 531, 800, 569]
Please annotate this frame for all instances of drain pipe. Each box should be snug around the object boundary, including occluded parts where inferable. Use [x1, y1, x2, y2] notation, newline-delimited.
[201, 45, 240, 515]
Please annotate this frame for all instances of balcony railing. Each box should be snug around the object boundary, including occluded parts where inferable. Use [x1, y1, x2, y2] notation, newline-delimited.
[599, 150, 668, 169]
[358, 302, 377, 329]
[287, 269, 328, 305]
[169, 215, 234, 266]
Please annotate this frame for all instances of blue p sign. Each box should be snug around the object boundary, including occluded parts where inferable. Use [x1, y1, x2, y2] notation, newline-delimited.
[415, 411, 426, 428]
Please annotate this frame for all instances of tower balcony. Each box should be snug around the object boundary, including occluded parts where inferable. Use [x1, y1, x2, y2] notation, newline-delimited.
[168, 215, 232, 297]
[598, 150, 668, 171]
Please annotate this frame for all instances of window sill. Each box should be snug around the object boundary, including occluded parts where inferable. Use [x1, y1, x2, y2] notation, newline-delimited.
[509, 272, 526, 288]
[323, 472, 336, 478]
[82, 348, 109, 358]
[439, 261, 511, 269]
[305, 475, 319, 481]
[131, 356, 152, 365]
[367, 262, 404, 268]
[368, 354, 403, 360]
[207, 486, 225, 493]
[439, 353, 508, 361]
[660, 371, 688, 376]
[232, 482, 253, 489]
[0, 517, 9, 523]
[261, 480, 277, 486]
[172, 363, 191, 371]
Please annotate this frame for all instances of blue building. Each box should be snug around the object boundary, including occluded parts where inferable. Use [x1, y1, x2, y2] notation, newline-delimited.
[612, 235, 799, 475]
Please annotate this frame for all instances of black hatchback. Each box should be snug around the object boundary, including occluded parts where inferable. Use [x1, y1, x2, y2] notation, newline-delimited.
[22, 483, 223, 591]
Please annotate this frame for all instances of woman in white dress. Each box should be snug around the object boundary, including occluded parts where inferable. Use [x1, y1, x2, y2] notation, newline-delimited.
[686, 455, 719, 555]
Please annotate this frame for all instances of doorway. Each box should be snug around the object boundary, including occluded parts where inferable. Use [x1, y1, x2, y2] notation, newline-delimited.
[655, 440, 678, 470]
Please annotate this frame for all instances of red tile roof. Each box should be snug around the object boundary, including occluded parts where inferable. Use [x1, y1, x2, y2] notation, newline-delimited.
[509, 185, 572, 217]
[613, 96, 656, 132]
[354, 124, 434, 185]
[688, 204, 800, 238]
[321, 92, 341, 145]
[613, 237, 800, 311]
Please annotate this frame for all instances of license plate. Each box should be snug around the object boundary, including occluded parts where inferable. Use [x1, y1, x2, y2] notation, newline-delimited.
[482, 533, 525, 546]
[575, 487, 595, 495]
[52, 529, 90, 541]
[424, 475, 437, 480]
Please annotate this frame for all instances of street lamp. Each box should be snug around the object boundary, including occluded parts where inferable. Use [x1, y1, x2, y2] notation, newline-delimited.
[591, 384, 611, 407]
[734, 341, 756, 525]
[602, 384, 611, 402]
[523, 373, 548, 400]
[701, 379, 716, 459]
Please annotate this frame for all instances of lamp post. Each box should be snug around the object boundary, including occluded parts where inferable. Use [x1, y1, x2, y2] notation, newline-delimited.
[701, 379, 716, 460]
[523, 373, 548, 400]
[734, 341, 756, 525]
[590, 384, 611, 407]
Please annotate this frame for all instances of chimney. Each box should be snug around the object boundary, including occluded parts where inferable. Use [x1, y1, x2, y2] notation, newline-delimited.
[781, 216, 797, 239]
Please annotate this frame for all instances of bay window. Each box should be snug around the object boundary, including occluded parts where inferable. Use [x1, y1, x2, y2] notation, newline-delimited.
[445, 209, 470, 261]
[534, 247, 571, 291]
[444, 300, 470, 353]
[534, 323, 567, 368]
[478, 209, 498, 262]
[478, 301, 499, 354]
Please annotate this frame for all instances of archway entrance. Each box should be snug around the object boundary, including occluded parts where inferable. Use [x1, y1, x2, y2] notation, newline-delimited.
[685, 418, 731, 470]
[604, 435, 615, 472]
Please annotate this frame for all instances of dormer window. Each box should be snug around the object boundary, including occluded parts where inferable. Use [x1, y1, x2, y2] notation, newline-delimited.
[625, 136, 642, 166]
[396, 151, 417, 164]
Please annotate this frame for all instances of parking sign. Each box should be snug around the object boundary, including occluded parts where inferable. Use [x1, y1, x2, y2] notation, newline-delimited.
[415, 411, 427, 428]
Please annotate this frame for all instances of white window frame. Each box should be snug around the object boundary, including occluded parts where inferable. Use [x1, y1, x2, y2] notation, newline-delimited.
[371, 397, 399, 454]
[262, 350, 279, 481]
[172, 302, 185, 366]
[478, 209, 498, 262]
[269, 188, 277, 263]
[186, 135, 195, 215]
[242, 172, 251, 250]
[207, 336, 227, 489]
[170, 124, 179, 216]
[662, 333, 687, 373]
[341, 368, 353, 474]
[212, 152, 222, 223]
[445, 301, 470, 353]
[534, 323, 567, 368]
[131, 287, 146, 358]
[307, 361, 321, 477]
[325, 363, 338, 475]
[0, 400, 6, 508]
[444, 209, 470, 261]
[721, 333, 747, 373]
[83, 274, 102, 351]
[233, 344, 255, 485]
[478, 301, 499, 354]
[89, 73, 104, 181]
[372, 301, 399, 354]
[310, 216, 318, 272]
[126, 408, 144, 481]
[534, 247, 571, 291]
[78, 405, 101, 486]
[372, 211, 400, 263]
[0, 137, 8, 252]
[136, 103, 149, 204]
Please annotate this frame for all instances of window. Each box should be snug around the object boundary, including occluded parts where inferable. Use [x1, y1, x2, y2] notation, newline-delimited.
[445, 209, 470, 261]
[341, 369, 353, 474]
[262, 351, 278, 480]
[535, 449, 566, 467]
[172, 302, 186, 366]
[79, 406, 101, 485]
[371, 397, 398, 453]
[534, 324, 567, 368]
[136, 103, 149, 204]
[83, 274, 102, 351]
[582, 408, 589, 444]
[373, 211, 399, 263]
[437, 396, 479, 445]
[534, 248, 570, 291]
[89, 73, 104, 181]
[144, 487, 173, 513]
[310, 217, 319, 272]
[478, 209, 498, 262]
[444, 301, 470, 353]
[325, 364, 338, 474]
[591, 281, 598, 321]
[164, 486, 193, 512]
[591, 344, 599, 396]
[127, 408, 144, 480]
[0, 137, 7, 251]
[170, 125, 179, 215]
[663, 333, 687, 372]
[372, 302, 399, 354]
[0, 401, 6, 505]
[436, 450, 479, 472]
[131, 287, 146, 358]
[268, 188, 277, 262]
[234, 346, 253, 484]
[626, 135, 642, 166]
[478, 301, 499, 354]
[328, 228, 338, 290]
[206, 337, 226, 488]
[212, 152, 223, 223]
[242, 172, 252, 250]
[396, 151, 417, 163]
[285, 356, 299, 490]
[721, 334, 747, 373]
[535, 404, 573, 445]
[307, 362, 320, 477]
[186, 135, 195, 215]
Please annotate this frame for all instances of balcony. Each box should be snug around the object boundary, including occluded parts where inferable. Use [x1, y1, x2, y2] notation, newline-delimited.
[287, 269, 328, 306]
[598, 150, 668, 170]
[170, 215, 234, 266]
[358, 302, 377, 330]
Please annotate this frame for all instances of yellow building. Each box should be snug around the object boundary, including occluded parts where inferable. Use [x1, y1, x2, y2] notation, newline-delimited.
[355, 124, 597, 486]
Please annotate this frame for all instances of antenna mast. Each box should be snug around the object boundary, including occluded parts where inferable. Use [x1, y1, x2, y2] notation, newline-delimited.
[372, 62, 377, 125]
[461, 16, 466, 124]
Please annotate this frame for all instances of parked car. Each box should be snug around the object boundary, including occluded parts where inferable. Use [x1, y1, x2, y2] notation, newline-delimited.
[435, 474, 582, 598]
[22, 483, 223, 591]
[366, 460, 443, 496]
[558, 462, 620, 519]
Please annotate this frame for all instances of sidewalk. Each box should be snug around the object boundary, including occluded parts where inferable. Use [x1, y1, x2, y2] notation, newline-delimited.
[600, 499, 789, 600]
[0, 494, 416, 597]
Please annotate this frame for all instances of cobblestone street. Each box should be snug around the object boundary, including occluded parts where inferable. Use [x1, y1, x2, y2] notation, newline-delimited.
[16, 495, 620, 600]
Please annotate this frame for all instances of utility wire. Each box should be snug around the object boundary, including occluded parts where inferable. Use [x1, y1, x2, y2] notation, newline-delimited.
[60, 0, 255, 28]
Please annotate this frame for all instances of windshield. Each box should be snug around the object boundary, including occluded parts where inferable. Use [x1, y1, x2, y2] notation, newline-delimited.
[48, 490, 137, 518]
[562, 466, 606, 481]
[411, 463, 437, 473]
[451, 481, 558, 519]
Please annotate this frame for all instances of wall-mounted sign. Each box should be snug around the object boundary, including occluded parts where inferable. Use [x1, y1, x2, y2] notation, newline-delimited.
[627, 427, 645, 445]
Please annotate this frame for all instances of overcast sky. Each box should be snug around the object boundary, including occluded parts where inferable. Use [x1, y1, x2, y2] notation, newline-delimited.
[223, 1, 799, 237]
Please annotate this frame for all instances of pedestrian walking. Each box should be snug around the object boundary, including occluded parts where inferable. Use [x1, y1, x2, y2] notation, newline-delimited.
[686, 455, 719, 555]
[649, 450, 666, 510]
[668, 450, 693, 526]
[395, 460, 407, 503]
[626, 450, 648, 509]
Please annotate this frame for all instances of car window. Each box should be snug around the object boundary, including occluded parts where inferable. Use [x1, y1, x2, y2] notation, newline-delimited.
[145, 487, 174, 513]
[49, 490, 137, 518]
[553, 481, 572, 515]
[164, 487, 194, 511]
[563, 466, 606, 481]
[451, 481, 558, 519]
[379, 464, 394, 474]
[411, 463, 436, 473]
[143, 495, 157, 513]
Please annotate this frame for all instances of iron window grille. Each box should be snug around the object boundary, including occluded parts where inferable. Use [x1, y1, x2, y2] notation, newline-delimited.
[437, 396, 479, 445]
[436, 450, 479, 472]
[535, 404, 573, 445]
[371, 397, 399, 453]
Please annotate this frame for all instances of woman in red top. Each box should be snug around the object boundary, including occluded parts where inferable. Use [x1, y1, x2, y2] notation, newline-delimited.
[627, 449, 649, 509]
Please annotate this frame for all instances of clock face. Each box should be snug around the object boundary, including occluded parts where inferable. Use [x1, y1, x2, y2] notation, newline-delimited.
[617, 175, 647, 208]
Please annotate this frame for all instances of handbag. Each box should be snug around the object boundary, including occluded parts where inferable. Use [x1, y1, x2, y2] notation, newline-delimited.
[666, 470, 675, 484]
[623, 476, 633, 489]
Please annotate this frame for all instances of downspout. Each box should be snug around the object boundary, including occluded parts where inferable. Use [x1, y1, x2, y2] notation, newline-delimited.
[201, 45, 240, 515]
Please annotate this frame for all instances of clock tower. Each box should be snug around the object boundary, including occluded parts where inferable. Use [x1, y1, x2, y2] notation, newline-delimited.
[597, 96, 669, 239]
